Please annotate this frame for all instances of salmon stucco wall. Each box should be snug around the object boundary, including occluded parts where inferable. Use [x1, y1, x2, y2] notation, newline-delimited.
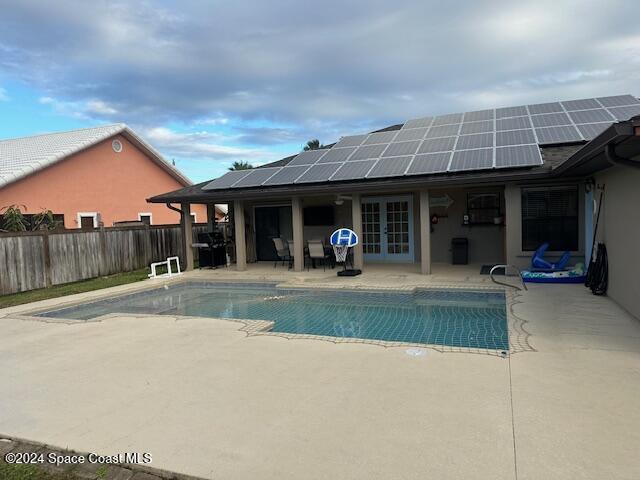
[0, 134, 206, 228]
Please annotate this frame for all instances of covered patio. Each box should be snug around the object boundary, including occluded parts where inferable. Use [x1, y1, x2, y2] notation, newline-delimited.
[155, 182, 514, 277]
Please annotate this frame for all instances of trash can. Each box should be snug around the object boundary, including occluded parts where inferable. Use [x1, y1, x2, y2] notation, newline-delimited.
[451, 237, 468, 265]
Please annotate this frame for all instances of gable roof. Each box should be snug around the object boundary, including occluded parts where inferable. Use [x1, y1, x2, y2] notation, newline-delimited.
[0, 123, 191, 189]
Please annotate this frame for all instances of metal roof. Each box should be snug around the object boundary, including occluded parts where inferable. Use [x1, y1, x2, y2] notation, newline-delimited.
[0, 123, 191, 188]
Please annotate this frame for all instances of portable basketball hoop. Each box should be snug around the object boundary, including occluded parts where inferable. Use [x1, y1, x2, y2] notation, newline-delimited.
[330, 228, 362, 277]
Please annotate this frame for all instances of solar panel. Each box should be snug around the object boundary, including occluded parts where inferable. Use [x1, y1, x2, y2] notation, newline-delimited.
[495, 129, 536, 147]
[495, 145, 542, 168]
[333, 134, 368, 148]
[455, 133, 493, 150]
[349, 144, 387, 161]
[448, 149, 493, 171]
[232, 167, 281, 188]
[316, 147, 356, 163]
[463, 109, 494, 122]
[295, 163, 342, 183]
[530, 112, 572, 128]
[562, 98, 600, 111]
[406, 152, 451, 175]
[528, 102, 563, 115]
[381, 140, 421, 157]
[287, 149, 327, 166]
[262, 166, 309, 185]
[366, 156, 413, 178]
[496, 105, 528, 119]
[417, 136, 456, 154]
[597, 94, 640, 108]
[496, 116, 531, 131]
[202, 170, 252, 190]
[425, 124, 460, 138]
[393, 127, 428, 142]
[201, 93, 640, 191]
[402, 117, 433, 129]
[432, 112, 463, 126]
[608, 104, 640, 120]
[461, 120, 493, 135]
[568, 109, 614, 124]
[576, 123, 610, 140]
[535, 125, 582, 145]
[330, 160, 376, 181]
[362, 131, 398, 145]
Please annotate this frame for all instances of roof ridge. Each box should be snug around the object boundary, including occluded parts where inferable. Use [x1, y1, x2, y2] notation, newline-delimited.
[0, 123, 126, 144]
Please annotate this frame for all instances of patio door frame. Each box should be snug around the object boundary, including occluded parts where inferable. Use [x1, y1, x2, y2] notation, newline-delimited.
[362, 195, 414, 263]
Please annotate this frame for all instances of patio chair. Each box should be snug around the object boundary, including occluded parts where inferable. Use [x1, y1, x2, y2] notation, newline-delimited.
[308, 240, 333, 271]
[272, 237, 290, 268]
[531, 242, 571, 272]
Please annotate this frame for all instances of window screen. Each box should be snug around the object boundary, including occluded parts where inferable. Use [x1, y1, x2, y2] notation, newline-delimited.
[521, 186, 579, 251]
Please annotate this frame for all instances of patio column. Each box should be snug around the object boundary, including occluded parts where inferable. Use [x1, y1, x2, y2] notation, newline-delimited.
[181, 203, 195, 271]
[419, 190, 431, 274]
[233, 200, 247, 271]
[206, 204, 216, 230]
[291, 196, 304, 272]
[351, 193, 364, 270]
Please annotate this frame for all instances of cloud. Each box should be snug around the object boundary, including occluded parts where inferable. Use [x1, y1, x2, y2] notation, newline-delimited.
[0, 86, 8, 101]
[139, 126, 280, 166]
[1, 0, 639, 149]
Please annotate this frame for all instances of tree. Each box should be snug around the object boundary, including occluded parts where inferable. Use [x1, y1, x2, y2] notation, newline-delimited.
[303, 139, 323, 151]
[228, 161, 253, 171]
[31, 209, 61, 231]
[1, 205, 27, 232]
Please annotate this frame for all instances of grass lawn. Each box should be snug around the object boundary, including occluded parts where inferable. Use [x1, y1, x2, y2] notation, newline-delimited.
[0, 463, 86, 480]
[0, 268, 150, 309]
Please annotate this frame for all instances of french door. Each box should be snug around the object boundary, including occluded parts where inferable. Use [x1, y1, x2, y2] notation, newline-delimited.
[362, 196, 414, 262]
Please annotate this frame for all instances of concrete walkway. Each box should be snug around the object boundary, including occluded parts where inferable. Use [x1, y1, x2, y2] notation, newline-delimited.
[1, 270, 639, 479]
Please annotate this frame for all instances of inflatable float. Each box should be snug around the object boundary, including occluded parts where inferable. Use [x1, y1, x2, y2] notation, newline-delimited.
[522, 263, 586, 284]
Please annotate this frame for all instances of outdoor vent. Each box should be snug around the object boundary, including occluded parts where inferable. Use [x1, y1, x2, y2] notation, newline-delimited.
[112, 139, 123, 153]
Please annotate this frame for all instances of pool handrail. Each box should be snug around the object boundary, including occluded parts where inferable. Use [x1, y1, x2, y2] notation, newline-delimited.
[490, 264, 528, 291]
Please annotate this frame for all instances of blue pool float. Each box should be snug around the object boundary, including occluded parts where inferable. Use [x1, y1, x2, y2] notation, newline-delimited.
[522, 263, 586, 284]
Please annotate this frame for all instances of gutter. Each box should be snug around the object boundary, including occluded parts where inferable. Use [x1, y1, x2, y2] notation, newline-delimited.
[605, 143, 640, 169]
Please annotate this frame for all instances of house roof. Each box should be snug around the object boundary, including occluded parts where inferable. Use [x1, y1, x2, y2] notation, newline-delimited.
[149, 94, 639, 204]
[0, 123, 191, 189]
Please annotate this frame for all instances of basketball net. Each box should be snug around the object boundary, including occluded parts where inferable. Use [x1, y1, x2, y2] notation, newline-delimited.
[333, 244, 349, 263]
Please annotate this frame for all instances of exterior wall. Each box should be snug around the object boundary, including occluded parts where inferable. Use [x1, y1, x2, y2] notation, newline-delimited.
[0, 134, 206, 228]
[428, 187, 505, 265]
[505, 182, 585, 270]
[594, 166, 640, 319]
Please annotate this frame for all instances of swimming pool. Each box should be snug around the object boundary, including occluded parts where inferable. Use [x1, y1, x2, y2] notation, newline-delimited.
[38, 282, 509, 350]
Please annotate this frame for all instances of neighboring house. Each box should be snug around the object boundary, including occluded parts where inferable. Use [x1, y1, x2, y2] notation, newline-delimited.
[0, 124, 213, 229]
[150, 94, 640, 318]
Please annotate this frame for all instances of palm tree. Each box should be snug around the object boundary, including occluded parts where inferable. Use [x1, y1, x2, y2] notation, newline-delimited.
[303, 139, 323, 151]
[228, 161, 253, 171]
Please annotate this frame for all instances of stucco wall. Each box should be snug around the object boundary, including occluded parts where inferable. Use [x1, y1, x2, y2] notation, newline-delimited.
[427, 187, 505, 265]
[594, 166, 640, 319]
[0, 134, 206, 228]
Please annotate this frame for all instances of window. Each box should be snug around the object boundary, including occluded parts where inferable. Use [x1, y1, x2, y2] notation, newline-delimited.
[22, 213, 65, 230]
[77, 212, 98, 229]
[466, 192, 501, 225]
[521, 186, 578, 251]
[138, 213, 152, 225]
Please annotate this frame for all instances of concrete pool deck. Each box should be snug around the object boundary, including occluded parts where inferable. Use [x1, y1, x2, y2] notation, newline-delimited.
[1, 264, 639, 479]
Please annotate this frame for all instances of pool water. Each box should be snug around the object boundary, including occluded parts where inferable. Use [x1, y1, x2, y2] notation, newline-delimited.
[38, 282, 509, 350]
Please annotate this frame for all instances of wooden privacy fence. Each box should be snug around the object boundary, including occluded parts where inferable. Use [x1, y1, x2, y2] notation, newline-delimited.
[0, 224, 208, 295]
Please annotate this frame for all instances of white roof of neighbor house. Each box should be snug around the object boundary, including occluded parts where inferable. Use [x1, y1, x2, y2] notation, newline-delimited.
[0, 123, 191, 188]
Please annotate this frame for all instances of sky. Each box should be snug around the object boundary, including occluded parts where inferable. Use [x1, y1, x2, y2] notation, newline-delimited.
[0, 0, 639, 182]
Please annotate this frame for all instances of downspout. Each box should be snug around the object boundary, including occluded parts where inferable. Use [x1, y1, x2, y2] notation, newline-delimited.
[166, 203, 183, 216]
[605, 143, 640, 169]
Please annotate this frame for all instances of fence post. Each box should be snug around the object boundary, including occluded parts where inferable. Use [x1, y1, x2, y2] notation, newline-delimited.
[42, 230, 52, 288]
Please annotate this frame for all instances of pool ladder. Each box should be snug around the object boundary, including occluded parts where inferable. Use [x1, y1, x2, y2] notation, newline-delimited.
[489, 265, 528, 291]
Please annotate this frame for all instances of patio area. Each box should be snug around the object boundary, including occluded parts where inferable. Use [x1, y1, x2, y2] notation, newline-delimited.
[1, 271, 639, 479]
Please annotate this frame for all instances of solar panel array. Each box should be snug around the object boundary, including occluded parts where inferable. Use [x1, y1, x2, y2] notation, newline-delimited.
[203, 94, 640, 190]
